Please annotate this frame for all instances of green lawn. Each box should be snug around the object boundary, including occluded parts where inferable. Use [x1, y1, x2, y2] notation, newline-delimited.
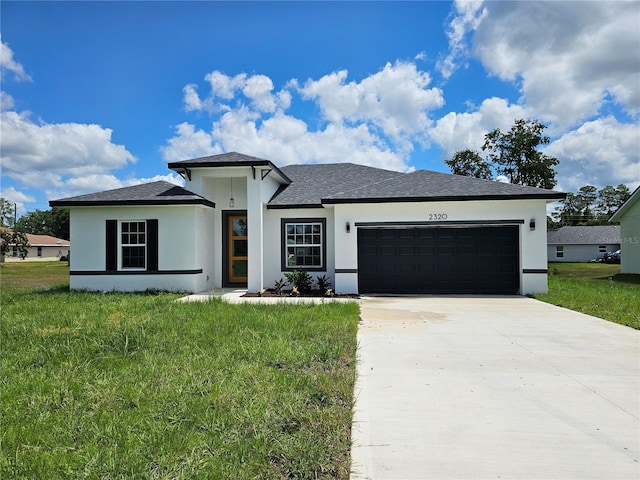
[1, 263, 359, 479]
[536, 262, 640, 329]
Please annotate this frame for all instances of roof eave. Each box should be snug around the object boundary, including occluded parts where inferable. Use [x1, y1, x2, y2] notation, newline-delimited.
[168, 160, 292, 184]
[49, 199, 216, 208]
[321, 193, 567, 205]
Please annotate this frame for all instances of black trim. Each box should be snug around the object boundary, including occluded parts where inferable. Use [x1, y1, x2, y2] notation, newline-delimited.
[281, 218, 327, 272]
[267, 203, 325, 210]
[50, 199, 215, 208]
[147, 219, 159, 271]
[70, 269, 203, 276]
[106, 220, 117, 272]
[168, 159, 292, 184]
[355, 220, 525, 228]
[322, 193, 566, 204]
[335, 269, 358, 274]
[522, 269, 548, 274]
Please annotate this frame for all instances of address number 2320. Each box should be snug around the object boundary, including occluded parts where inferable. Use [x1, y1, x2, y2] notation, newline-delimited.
[428, 213, 448, 220]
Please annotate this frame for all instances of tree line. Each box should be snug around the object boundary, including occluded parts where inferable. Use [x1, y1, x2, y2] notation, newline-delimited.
[549, 184, 630, 229]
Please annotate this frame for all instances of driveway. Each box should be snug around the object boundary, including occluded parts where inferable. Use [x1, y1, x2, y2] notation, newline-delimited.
[350, 296, 640, 480]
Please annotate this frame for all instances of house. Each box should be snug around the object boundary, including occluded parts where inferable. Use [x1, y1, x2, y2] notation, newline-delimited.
[609, 186, 640, 274]
[547, 225, 620, 263]
[49, 152, 565, 295]
[1, 230, 70, 262]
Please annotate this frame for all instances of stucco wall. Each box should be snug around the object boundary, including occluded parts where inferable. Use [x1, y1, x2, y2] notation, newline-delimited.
[618, 198, 640, 274]
[331, 199, 550, 295]
[68, 205, 214, 292]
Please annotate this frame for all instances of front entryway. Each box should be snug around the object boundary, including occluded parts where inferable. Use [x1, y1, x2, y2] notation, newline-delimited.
[223, 211, 248, 286]
[357, 226, 519, 294]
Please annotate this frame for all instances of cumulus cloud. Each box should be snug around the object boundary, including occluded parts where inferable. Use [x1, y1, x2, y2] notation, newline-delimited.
[429, 97, 528, 157]
[0, 186, 35, 213]
[545, 117, 640, 191]
[457, 1, 640, 127]
[160, 122, 222, 162]
[0, 91, 14, 110]
[0, 37, 32, 82]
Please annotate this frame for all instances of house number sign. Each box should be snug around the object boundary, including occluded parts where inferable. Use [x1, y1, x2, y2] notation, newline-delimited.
[428, 213, 448, 220]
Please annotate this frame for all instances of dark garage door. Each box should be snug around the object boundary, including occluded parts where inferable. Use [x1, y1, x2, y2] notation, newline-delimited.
[357, 226, 519, 294]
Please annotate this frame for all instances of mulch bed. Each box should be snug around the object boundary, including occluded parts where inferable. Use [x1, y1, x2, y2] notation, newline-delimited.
[242, 289, 359, 299]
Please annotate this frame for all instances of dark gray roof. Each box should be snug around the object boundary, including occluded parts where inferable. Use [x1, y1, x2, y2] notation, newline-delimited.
[268, 164, 565, 207]
[49, 181, 215, 208]
[168, 152, 291, 183]
[547, 225, 621, 245]
[268, 163, 403, 208]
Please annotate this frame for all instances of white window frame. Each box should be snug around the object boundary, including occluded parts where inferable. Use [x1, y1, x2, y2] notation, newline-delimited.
[37, 246, 43, 257]
[119, 220, 146, 270]
[556, 245, 564, 258]
[598, 245, 607, 253]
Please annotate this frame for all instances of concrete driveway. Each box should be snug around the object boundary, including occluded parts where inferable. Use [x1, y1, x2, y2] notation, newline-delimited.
[351, 296, 639, 480]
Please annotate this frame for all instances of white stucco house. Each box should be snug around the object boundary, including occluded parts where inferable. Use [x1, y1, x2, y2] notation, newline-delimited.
[547, 225, 620, 263]
[610, 186, 640, 274]
[49, 152, 565, 295]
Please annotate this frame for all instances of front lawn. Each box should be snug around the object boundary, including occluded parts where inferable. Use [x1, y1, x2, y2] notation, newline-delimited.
[1, 278, 359, 478]
[535, 263, 640, 329]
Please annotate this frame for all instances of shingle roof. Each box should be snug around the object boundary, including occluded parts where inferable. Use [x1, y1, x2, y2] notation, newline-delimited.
[49, 181, 215, 208]
[168, 152, 291, 183]
[26, 234, 70, 246]
[547, 225, 621, 245]
[268, 164, 565, 207]
[268, 163, 403, 208]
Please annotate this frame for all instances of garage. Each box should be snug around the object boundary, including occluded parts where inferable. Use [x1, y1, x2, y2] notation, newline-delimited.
[357, 225, 520, 294]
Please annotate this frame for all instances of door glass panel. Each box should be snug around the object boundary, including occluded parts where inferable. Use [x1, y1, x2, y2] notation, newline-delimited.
[232, 219, 247, 237]
[232, 260, 248, 277]
[233, 239, 248, 256]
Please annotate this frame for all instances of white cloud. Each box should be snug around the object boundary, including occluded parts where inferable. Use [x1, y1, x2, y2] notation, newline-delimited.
[544, 117, 640, 191]
[429, 97, 528, 157]
[0, 186, 35, 213]
[0, 37, 32, 82]
[160, 122, 222, 162]
[0, 91, 14, 110]
[467, 1, 640, 127]
[298, 61, 444, 142]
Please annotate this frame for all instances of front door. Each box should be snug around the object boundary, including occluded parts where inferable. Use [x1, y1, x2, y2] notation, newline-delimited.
[227, 213, 248, 284]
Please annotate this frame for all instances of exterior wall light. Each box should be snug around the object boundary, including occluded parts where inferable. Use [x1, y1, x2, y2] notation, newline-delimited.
[229, 178, 235, 207]
[529, 218, 536, 231]
[346, 222, 351, 233]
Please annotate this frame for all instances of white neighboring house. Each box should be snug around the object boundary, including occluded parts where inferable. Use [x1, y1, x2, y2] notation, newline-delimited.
[50, 152, 566, 295]
[610, 186, 640, 274]
[547, 225, 620, 263]
[2, 232, 70, 262]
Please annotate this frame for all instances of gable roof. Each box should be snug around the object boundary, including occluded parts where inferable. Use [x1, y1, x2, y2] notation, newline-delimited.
[49, 181, 215, 208]
[0, 229, 70, 247]
[609, 186, 639, 222]
[547, 225, 621, 245]
[168, 152, 291, 184]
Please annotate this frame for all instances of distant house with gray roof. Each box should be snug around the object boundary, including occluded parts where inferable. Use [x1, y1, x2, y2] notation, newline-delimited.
[547, 225, 621, 263]
[50, 152, 565, 295]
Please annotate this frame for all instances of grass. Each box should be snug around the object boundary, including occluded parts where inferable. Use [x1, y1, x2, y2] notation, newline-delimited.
[536, 262, 640, 329]
[1, 260, 70, 292]
[1, 263, 359, 479]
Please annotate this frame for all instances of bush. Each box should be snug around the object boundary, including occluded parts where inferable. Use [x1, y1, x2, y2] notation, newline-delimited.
[284, 270, 314, 294]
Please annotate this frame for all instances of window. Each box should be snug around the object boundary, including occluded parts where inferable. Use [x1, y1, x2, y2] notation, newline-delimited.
[599, 245, 607, 253]
[556, 245, 564, 258]
[281, 218, 326, 271]
[37, 247, 42, 257]
[11, 246, 17, 257]
[121, 221, 146, 269]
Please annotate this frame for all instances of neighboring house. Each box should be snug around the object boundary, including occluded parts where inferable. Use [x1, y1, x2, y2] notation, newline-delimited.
[547, 225, 620, 263]
[610, 186, 640, 274]
[50, 152, 565, 295]
[2, 231, 70, 262]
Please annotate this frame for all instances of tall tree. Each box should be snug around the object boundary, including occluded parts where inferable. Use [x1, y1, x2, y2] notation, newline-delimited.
[0, 198, 16, 227]
[482, 119, 559, 189]
[15, 208, 70, 240]
[445, 149, 493, 179]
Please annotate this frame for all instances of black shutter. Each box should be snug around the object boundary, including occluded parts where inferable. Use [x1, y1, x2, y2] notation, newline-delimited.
[106, 220, 117, 272]
[146, 219, 158, 272]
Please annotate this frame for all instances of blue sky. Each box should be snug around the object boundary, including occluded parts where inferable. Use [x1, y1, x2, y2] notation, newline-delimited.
[1, 1, 639, 213]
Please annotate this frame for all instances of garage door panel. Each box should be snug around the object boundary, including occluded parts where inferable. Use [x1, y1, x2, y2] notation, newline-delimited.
[358, 226, 519, 294]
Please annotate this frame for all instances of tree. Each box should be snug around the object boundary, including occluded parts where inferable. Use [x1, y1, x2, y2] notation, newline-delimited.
[482, 119, 559, 189]
[552, 184, 632, 227]
[1, 229, 30, 261]
[15, 207, 70, 240]
[445, 149, 493, 179]
[595, 184, 631, 219]
[0, 198, 16, 227]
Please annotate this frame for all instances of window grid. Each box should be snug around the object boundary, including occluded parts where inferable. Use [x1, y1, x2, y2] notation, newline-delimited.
[556, 245, 564, 258]
[286, 223, 323, 268]
[121, 221, 146, 269]
[598, 245, 607, 253]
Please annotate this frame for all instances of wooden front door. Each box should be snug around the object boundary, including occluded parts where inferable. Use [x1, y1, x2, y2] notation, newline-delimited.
[228, 214, 248, 284]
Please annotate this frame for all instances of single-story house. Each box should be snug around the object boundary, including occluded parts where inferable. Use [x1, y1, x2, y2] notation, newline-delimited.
[547, 225, 620, 263]
[49, 152, 565, 295]
[1, 230, 70, 262]
[610, 186, 640, 274]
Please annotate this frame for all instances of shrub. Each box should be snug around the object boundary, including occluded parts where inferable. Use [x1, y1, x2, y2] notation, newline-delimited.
[272, 278, 287, 296]
[316, 275, 332, 292]
[284, 270, 313, 294]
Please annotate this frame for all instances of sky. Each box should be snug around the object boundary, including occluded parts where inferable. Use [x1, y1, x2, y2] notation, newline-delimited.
[1, 1, 639, 214]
